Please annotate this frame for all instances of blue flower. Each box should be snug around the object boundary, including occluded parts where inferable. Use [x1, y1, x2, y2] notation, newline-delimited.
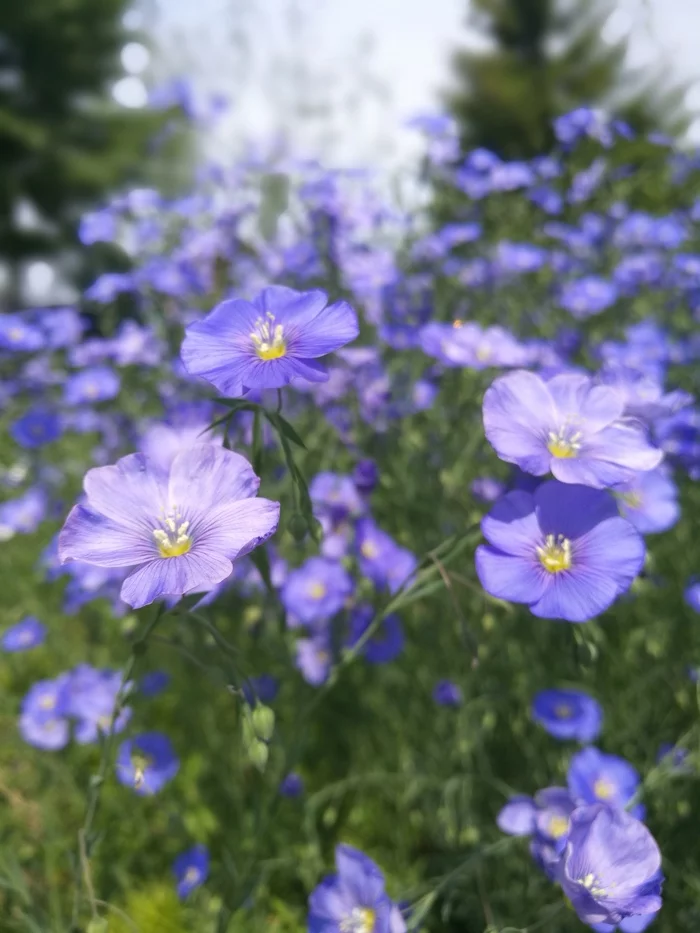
[1, 617, 46, 652]
[59, 445, 279, 609]
[355, 518, 417, 595]
[532, 688, 603, 742]
[0, 313, 45, 352]
[475, 481, 645, 623]
[281, 557, 353, 625]
[557, 803, 662, 926]
[10, 408, 62, 449]
[181, 286, 359, 397]
[567, 747, 643, 817]
[116, 732, 180, 795]
[432, 680, 463, 707]
[280, 772, 304, 798]
[347, 604, 404, 664]
[614, 468, 679, 535]
[308, 843, 403, 933]
[139, 671, 170, 697]
[482, 370, 663, 488]
[0, 487, 48, 535]
[559, 277, 618, 319]
[173, 845, 209, 898]
[64, 366, 121, 405]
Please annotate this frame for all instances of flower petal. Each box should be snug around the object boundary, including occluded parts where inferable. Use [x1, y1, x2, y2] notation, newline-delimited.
[83, 453, 166, 533]
[59, 504, 152, 567]
[120, 551, 233, 609]
[482, 370, 556, 474]
[286, 300, 360, 358]
[475, 546, 548, 604]
[168, 445, 260, 512]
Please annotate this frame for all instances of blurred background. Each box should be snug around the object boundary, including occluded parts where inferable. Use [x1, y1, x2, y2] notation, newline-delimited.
[2, 0, 700, 313]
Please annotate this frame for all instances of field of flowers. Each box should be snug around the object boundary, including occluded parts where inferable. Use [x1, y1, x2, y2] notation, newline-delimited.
[2, 108, 700, 933]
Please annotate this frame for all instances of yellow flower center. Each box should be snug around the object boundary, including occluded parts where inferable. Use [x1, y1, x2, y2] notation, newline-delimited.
[475, 344, 491, 362]
[554, 703, 572, 719]
[308, 582, 327, 599]
[184, 866, 201, 885]
[153, 508, 192, 558]
[593, 778, 615, 800]
[250, 312, 286, 360]
[39, 695, 56, 710]
[580, 872, 607, 897]
[620, 490, 643, 509]
[547, 428, 582, 459]
[360, 540, 378, 559]
[536, 534, 572, 573]
[131, 753, 154, 789]
[340, 907, 376, 933]
[8, 327, 23, 342]
[452, 319, 464, 328]
[548, 815, 570, 839]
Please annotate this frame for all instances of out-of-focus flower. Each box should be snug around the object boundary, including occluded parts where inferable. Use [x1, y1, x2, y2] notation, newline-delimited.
[173, 845, 209, 898]
[567, 747, 643, 817]
[282, 557, 353, 625]
[531, 688, 602, 742]
[1, 617, 46, 652]
[116, 732, 179, 795]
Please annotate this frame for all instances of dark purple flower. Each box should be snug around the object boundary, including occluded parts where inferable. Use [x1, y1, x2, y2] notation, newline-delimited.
[347, 604, 404, 664]
[432, 680, 463, 707]
[483, 370, 662, 489]
[353, 459, 379, 495]
[116, 731, 179, 795]
[475, 481, 645, 623]
[1, 617, 46, 652]
[59, 445, 280, 609]
[139, 670, 170, 697]
[280, 772, 304, 797]
[10, 409, 62, 449]
[532, 688, 602, 742]
[181, 286, 359, 397]
[173, 845, 209, 898]
[557, 804, 662, 926]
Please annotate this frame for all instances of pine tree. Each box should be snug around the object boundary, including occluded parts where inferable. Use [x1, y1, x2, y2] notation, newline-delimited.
[0, 0, 173, 306]
[445, 0, 688, 159]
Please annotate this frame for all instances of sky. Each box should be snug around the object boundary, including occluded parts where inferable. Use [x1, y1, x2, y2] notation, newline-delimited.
[132, 0, 700, 163]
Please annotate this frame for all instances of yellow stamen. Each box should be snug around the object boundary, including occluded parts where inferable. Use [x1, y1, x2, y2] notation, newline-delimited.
[548, 815, 569, 839]
[554, 704, 572, 719]
[536, 534, 572, 573]
[340, 907, 376, 933]
[594, 778, 615, 800]
[547, 428, 582, 459]
[360, 540, 378, 559]
[250, 312, 286, 360]
[153, 512, 192, 558]
[308, 582, 327, 599]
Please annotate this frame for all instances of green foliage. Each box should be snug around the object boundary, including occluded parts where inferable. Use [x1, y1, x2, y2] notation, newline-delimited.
[0, 0, 180, 301]
[445, 0, 689, 158]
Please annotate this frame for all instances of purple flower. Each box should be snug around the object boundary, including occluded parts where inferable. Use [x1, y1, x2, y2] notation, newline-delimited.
[590, 913, 659, 933]
[181, 286, 359, 396]
[295, 630, 333, 686]
[308, 844, 401, 933]
[347, 604, 404, 664]
[64, 366, 120, 405]
[559, 277, 618, 319]
[0, 487, 48, 535]
[10, 409, 62, 449]
[58, 445, 280, 609]
[433, 680, 463, 707]
[557, 804, 662, 926]
[483, 370, 662, 489]
[1, 617, 46, 652]
[173, 845, 209, 898]
[280, 772, 304, 797]
[475, 481, 645, 623]
[139, 670, 170, 697]
[497, 795, 537, 836]
[281, 557, 353, 625]
[353, 459, 379, 495]
[532, 688, 602, 742]
[19, 713, 70, 750]
[116, 732, 179, 795]
[685, 581, 700, 613]
[355, 518, 417, 595]
[64, 666, 131, 744]
[614, 469, 679, 535]
[0, 313, 45, 352]
[567, 747, 642, 816]
[471, 476, 506, 504]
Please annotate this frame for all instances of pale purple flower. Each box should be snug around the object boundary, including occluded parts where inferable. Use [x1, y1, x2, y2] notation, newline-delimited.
[483, 370, 663, 489]
[58, 445, 279, 609]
